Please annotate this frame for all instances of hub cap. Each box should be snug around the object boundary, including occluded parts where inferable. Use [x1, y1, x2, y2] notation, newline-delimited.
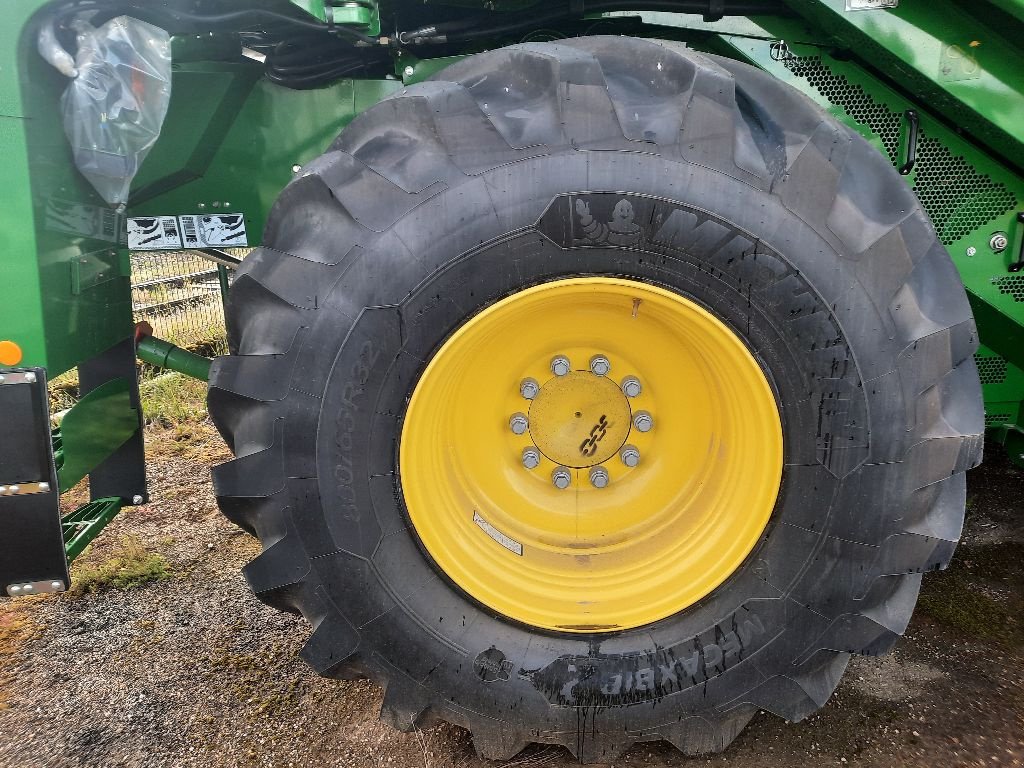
[399, 278, 783, 632]
[528, 372, 630, 468]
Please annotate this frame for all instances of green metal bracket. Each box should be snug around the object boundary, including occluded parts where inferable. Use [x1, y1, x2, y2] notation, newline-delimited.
[397, 54, 467, 84]
[290, 0, 380, 34]
[216, 264, 231, 308]
[62, 497, 123, 562]
[55, 380, 139, 491]
[969, 290, 1024, 373]
[330, 1, 380, 34]
[989, 425, 1024, 469]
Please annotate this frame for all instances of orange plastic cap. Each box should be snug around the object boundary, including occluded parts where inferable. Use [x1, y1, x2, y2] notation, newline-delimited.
[0, 340, 24, 366]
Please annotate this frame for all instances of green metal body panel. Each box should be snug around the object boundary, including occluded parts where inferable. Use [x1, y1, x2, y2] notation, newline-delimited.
[129, 74, 400, 244]
[785, 0, 1024, 168]
[2, 5, 134, 377]
[1, 0, 1022, 529]
[54, 379, 139, 491]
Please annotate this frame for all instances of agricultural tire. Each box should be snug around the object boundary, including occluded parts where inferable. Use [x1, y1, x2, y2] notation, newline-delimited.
[208, 36, 984, 763]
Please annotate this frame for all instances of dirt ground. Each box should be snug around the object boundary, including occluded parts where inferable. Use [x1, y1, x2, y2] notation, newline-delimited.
[0, 419, 1021, 768]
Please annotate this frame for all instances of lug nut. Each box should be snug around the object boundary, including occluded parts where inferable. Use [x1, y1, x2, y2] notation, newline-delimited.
[550, 356, 571, 377]
[990, 232, 1009, 252]
[520, 378, 540, 399]
[522, 447, 540, 469]
[621, 376, 642, 398]
[51, 581, 63, 591]
[24, 372, 36, 383]
[633, 411, 654, 432]
[509, 413, 529, 435]
[552, 467, 571, 489]
[589, 355, 611, 376]
[620, 446, 640, 467]
[39, 483, 50, 493]
[9, 585, 20, 594]
[589, 466, 609, 488]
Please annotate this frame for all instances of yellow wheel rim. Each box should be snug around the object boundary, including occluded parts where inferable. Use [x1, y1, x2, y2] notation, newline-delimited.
[399, 278, 783, 633]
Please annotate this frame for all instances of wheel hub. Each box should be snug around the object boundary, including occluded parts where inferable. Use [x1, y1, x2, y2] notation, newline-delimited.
[527, 370, 631, 469]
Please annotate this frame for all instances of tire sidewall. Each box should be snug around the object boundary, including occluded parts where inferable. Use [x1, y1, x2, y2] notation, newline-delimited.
[307, 151, 878, 719]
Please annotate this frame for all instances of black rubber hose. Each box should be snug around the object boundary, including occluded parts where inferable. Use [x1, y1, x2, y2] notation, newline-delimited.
[51, 1, 380, 46]
[399, 0, 787, 42]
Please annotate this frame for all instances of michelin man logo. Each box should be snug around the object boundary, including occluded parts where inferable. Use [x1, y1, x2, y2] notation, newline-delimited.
[574, 197, 642, 247]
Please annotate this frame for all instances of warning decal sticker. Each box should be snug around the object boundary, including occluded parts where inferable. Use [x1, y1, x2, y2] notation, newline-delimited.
[127, 216, 182, 250]
[126, 213, 249, 250]
[178, 214, 248, 247]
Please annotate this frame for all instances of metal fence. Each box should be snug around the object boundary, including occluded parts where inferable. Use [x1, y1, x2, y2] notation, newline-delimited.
[130, 250, 239, 361]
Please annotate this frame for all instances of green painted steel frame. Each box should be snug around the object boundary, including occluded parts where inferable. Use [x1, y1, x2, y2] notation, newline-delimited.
[62, 497, 123, 562]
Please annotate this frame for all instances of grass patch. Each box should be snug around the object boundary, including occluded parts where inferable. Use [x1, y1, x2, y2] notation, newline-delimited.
[140, 371, 228, 462]
[48, 369, 80, 414]
[69, 536, 171, 596]
[206, 644, 302, 717]
[156, 313, 226, 358]
[917, 574, 1021, 645]
[917, 541, 1024, 647]
[140, 372, 209, 428]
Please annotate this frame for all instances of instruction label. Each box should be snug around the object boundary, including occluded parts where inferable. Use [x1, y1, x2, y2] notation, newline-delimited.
[127, 216, 182, 250]
[846, 0, 898, 9]
[178, 214, 248, 247]
[473, 511, 523, 556]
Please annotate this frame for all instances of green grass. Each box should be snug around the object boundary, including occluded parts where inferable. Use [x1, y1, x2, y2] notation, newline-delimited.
[48, 369, 80, 414]
[69, 536, 171, 596]
[139, 372, 210, 428]
[917, 541, 1024, 647]
[158, 314, 226, 358]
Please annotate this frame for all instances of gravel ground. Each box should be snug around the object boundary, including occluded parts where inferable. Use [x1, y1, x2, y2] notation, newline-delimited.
[0, 422, 1021, 768]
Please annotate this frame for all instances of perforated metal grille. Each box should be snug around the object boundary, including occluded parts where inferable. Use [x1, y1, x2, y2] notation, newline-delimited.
[985, 412, 1012, 426]
[784, 56, 1017, 245]
[785, 57, 902, 162]
[975, 354, 1008, 384]
[994, 274, 1024, 302]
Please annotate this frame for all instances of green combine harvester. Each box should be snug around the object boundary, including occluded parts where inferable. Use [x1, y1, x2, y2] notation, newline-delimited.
[1, 0, 1021, 760]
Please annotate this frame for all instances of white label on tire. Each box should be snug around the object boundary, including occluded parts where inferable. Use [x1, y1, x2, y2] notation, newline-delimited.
[177, 213, 248, 247]
[127, 216, 182, 250]
[473, 511, 523, 556]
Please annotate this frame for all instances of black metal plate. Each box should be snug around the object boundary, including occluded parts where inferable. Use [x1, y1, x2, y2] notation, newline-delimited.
[0, 368, 68, 590]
